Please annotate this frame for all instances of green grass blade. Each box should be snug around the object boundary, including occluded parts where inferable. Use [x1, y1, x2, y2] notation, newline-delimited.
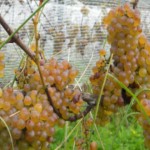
[108, 73, 150, 123]
[119, 88, 150, 128]
[0, 116, 14, 150]
[55, 119, 82, 150]
[64, 122, 69, 150]
[126, 88, 150, 114]
[94, 54, 113, 120]
[90, 112, 105, 150]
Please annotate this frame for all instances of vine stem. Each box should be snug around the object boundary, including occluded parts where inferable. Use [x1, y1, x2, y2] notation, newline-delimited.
[33, 0, 45, 89]
[0, 15, 35, 61]
[32, 0, 65, 119]
[0, 0, 49, 51]
[131, 0, 139, 9]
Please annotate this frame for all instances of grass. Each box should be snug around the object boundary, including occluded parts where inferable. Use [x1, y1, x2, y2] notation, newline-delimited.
[98, 122, 144, 150]
[0, 116, 14, 150]
[98, 111, 145, 150]
[50, 107, 147, 150]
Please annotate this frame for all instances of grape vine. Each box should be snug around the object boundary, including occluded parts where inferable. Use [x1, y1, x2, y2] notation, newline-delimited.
[1, 1, 150, 149]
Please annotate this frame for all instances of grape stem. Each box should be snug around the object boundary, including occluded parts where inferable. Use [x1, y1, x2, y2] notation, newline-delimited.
[0, 14, 36, 61]
[33, 0, 46, 90]
[32, 0, 65, 120]
[46, 87, 97, 121]
[130, 0, 139, 9]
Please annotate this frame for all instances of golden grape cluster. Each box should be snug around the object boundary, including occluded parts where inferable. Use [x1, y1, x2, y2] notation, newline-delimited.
[103, 3, 141, 87]
[90, 50, 115, 126]
[0, 87, 55, 149]
[0, 57, 84, 149]
[0, 51, 5, 78]
[134, 34, 150, 148]
[90, 3, 142, 124]
[18, 57, 83, 118]
[91, 3, 150, 148]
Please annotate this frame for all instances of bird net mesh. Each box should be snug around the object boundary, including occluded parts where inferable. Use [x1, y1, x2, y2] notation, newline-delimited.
[0, 0, 150, 87]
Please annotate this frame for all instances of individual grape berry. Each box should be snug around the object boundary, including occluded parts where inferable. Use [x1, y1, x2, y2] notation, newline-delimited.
[25, 130, 35, 142]
[34, 103, 43, 113]
[30, 110, 40, 123]
[19, 107, 30, 121]
[139, 68, 147, 77]
[12, 128, 22, 140]
[3, 101, 11, 111]
[90, 141, 98, 150]
[16, 91, 24, 101]
[24, 95, 32, 106]
[26, 120, 35, 131]
[40, 110, 48, 121]
[17, 119, 26, 129]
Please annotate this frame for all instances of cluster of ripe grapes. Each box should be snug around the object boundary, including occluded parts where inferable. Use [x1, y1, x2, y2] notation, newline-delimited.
[0, 87, 55, 149]
[134, 33, 150, 148]
[0, 57, 84, 149]
[90, 3, 150, 148]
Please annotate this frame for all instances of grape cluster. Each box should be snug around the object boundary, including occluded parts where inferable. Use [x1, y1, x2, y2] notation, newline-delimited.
[90, 50, 120, 126]
[91, 3, 150, 148]
[134, 34, 150, 148]
[136, 92, 150, 148]
[0, 57, 84, 149]
[0, 87, 55, 149]
[104, 3, 141, 87]
[0, 51, 5, 78]
[20, 57, 83, 118]
[90, 5, 134, 116]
